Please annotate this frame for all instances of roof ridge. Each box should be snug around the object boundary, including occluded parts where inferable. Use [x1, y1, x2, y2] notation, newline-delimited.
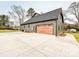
[32, 8, 62, 18]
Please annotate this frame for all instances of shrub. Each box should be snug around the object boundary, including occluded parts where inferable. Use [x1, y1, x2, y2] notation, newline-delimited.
[0, 26, 13, 30]
[59, 32, 66, 36]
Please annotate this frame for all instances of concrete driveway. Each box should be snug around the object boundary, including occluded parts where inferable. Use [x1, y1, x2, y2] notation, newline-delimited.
[0, 32, 79, 57]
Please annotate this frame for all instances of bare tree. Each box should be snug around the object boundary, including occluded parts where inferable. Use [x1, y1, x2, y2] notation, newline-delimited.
[9, 12, 17, 20]
[9, 5, 26, 25]
[68, 2, 79, 24]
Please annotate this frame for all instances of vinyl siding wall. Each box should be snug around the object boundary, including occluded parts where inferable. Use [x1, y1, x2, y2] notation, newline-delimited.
[57, 14, 63, 34]
[23, 20, 56, 35]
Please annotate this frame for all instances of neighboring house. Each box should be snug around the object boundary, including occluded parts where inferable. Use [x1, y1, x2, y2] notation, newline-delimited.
[21, 8, 64, 36]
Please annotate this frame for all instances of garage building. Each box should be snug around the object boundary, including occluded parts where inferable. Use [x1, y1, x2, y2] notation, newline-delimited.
[21, 8, 64, 36]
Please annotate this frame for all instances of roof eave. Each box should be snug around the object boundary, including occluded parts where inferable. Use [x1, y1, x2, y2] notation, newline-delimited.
[21, 18, 58, 25]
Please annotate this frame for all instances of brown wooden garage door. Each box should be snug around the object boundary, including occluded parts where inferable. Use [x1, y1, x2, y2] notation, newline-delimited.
[36, 24, 54, 34]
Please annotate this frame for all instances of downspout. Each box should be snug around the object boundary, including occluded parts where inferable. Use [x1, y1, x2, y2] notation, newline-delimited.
[56, 20, 57, 36]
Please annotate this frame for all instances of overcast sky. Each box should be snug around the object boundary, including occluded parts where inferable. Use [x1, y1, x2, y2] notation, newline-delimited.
[0, 1, 73, 15]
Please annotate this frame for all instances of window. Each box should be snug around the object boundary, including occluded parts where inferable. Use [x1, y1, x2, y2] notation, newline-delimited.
[28, 25, 30, 28]
[58, 24, 61, 32]
[24, 25, 25, 28]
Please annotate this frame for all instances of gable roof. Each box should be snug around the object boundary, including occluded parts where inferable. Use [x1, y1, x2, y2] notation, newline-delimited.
[21, 8, 63, 25]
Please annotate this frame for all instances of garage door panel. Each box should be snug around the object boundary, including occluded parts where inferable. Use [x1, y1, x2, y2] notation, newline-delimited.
[37, 25, 53, 35]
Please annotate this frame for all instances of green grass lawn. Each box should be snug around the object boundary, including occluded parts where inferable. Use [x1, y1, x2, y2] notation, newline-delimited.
[0, 30, 19, 33]
[69, 32, 79, 42]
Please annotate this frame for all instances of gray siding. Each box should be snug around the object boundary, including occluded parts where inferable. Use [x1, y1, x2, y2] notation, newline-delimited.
[23, 20, 56, 35]
[57, 14, 63, 34]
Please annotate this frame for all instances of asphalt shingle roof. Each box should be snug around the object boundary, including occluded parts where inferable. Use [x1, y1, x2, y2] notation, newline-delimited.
[22, 8, 62, 25]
